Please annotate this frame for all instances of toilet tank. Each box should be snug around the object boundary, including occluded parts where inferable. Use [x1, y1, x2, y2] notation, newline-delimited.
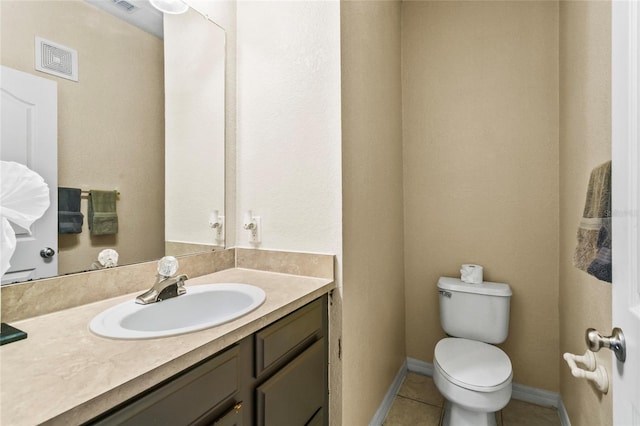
[437, 277, 512, 344]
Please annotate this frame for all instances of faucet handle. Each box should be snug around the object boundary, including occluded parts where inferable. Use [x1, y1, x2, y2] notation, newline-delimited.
[157, 256, 179, 277]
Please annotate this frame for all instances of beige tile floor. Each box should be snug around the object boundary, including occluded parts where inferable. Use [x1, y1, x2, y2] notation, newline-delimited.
[383, 373, 562, 426]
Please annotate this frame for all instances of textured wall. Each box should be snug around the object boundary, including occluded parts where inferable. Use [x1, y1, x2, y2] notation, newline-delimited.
[341, 0, 405, 424]
[559, 1, 612, 424]
[235, 2, 343, 422]
[402, 1, 561, 392]
[235, 1, 342, 254]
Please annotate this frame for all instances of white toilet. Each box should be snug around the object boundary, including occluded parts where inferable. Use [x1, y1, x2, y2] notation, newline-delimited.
[433, 277, 513, 426]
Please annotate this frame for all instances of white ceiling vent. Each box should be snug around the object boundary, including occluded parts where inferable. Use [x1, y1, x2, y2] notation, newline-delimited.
[112, 0, 139, 13]
[35, 37, 78, 82]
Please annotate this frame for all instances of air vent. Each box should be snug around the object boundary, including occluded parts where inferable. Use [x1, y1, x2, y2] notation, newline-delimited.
[112, 0, 139, 13]
[35, 37, 78, 82]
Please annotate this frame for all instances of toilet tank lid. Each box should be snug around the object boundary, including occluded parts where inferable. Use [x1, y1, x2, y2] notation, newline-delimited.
[438, 277, 512, 297]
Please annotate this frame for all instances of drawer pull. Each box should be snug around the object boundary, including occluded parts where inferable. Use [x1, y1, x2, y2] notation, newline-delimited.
[212, 401, 243, 425]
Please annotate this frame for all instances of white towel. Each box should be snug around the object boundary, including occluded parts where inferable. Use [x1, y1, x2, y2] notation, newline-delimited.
[0, 161, 50, 275]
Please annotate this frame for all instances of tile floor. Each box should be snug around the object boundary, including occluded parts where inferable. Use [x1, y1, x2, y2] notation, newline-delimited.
[383, 373, 562, 426]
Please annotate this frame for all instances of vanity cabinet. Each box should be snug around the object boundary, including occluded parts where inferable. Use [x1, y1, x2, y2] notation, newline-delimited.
[254, 298, 327, 426]
[255, 338, 325, 425]
[87, 296, 327, 426]
[89, 341, 252, 426]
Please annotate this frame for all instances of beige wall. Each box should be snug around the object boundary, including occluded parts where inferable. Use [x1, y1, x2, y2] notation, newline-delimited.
[1, 0, 165, 274]
[402, 1, 561, 392]
[341, 1, 406, 424]
[559, 1, 612, 424]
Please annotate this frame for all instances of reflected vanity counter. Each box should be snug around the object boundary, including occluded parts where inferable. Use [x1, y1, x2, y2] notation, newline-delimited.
[0, 251, 335, 426]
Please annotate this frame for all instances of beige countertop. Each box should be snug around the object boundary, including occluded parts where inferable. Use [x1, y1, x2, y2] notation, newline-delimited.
[0, 268, 334, 426]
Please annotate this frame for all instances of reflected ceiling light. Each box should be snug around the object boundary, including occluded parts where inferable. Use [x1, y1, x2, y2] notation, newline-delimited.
[149, 0, 189, 14]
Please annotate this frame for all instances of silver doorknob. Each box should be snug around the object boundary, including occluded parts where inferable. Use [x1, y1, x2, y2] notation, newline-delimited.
[586, 327, 626, 363]
[40, 247, 55, 258]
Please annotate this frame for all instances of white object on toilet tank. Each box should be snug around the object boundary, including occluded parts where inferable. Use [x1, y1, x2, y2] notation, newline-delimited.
[438, 277, 512, 344]
[460, 264, 483, 284]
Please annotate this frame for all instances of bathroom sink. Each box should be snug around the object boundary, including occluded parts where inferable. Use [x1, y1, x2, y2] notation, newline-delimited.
[89, 283, 266, 339]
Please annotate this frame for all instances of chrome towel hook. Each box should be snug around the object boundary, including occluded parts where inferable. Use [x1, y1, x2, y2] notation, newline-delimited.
[585, 327, 626, 363]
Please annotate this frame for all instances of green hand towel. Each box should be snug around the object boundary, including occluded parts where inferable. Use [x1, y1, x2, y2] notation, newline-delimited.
[88, 190, 118, 236]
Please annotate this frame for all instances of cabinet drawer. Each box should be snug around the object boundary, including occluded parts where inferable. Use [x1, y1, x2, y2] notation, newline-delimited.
[210, 401, 243, 426]
[306, 408, 324, 426]
[255, 338, 325, 426]
[255, 299, 322, 377]
[91, 345, 240, 426]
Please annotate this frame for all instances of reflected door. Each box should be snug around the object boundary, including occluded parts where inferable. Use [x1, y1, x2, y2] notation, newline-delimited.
[1, 65, 58, 284]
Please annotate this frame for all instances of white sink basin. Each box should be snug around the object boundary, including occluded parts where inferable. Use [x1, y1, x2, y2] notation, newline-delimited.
[89, 283, 266, 339]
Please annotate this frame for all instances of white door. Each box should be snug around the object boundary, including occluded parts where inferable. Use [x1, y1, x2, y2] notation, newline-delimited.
[1, 66, 58, 284]
[612, 2, 640, 424]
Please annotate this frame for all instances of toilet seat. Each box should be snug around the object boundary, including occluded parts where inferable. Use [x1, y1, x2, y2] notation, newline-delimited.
[434, 338, 512, 392]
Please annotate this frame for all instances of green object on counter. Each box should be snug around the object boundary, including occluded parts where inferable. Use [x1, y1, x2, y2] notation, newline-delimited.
[0, 323, 27, 345]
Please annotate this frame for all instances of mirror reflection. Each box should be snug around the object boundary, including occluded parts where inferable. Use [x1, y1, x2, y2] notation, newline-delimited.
[0, 0, 225, 284]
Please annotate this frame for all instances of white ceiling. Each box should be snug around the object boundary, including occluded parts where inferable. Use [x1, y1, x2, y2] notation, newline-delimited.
[84, 0, 164, 39]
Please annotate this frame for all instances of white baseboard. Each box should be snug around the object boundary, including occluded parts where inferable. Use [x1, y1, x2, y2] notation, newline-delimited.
[405, 358, 570, 425]
[368, 359, 408, 426]
[511, 382, 560, 408]
[407, 357, 434, 376]
[557, 398, 572, 426]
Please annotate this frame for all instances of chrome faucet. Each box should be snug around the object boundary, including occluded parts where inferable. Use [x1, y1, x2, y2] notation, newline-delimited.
[135, 273, 188, 304]
[136, 256, 188, 304]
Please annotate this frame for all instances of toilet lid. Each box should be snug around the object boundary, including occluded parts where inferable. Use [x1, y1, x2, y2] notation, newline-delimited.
[434, 338, 512, 392]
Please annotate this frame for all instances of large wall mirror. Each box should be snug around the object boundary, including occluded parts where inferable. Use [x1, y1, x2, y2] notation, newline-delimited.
[0, 0, 226, 284]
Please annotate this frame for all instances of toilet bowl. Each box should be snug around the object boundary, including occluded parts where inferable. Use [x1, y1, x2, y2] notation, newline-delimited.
[433, 277, 513, 426]
[433, 337, 512, 426]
